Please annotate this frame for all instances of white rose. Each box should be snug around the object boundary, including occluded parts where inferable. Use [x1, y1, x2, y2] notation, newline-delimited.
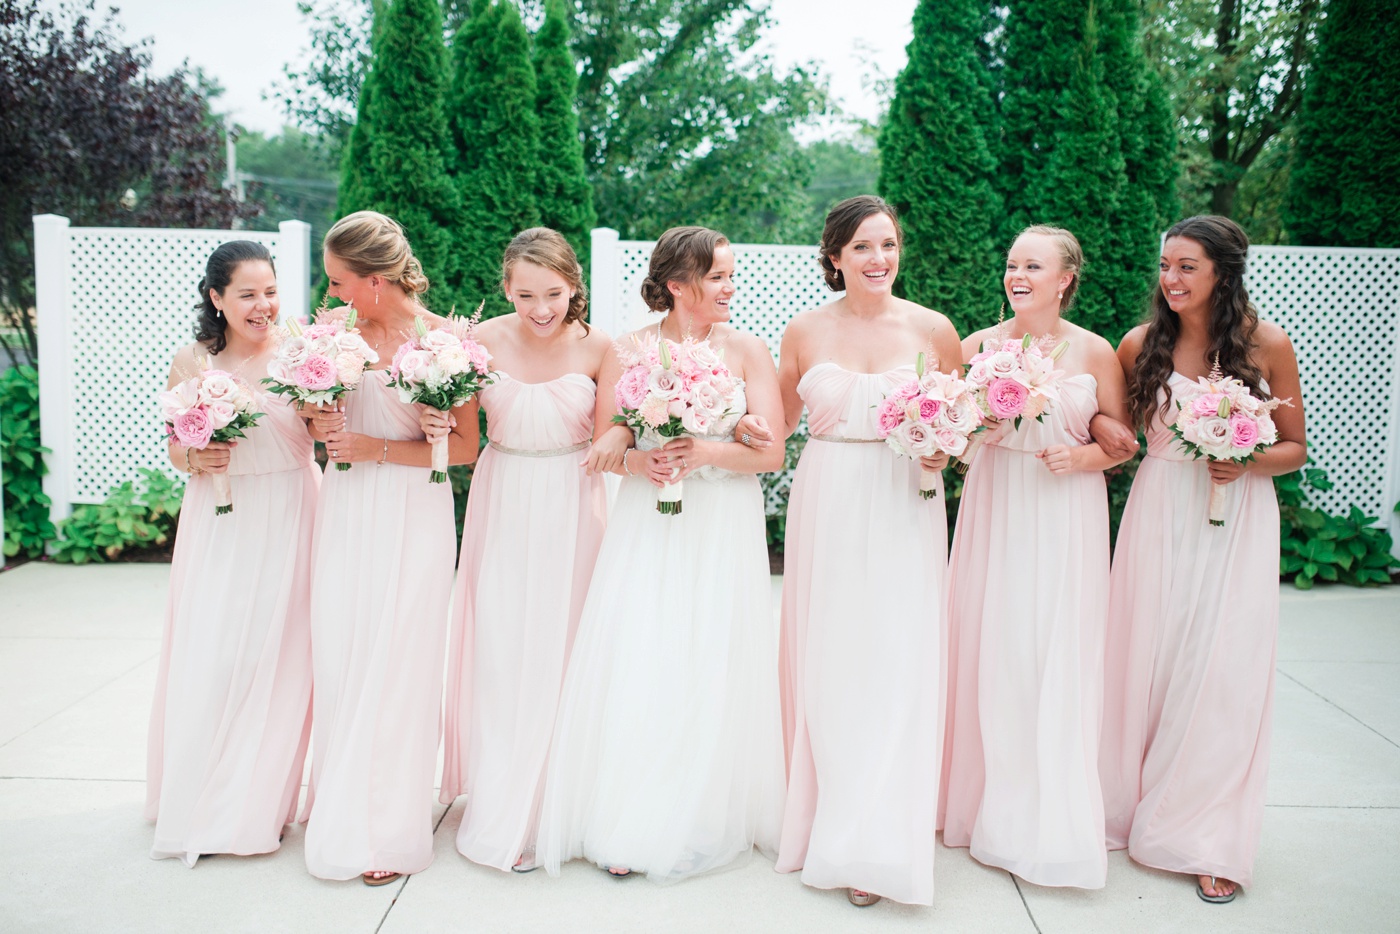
[419, 328, 460, 353]
[335, 351, 367, 387]
[205, 400, 236, 430]
[424, 362, 448, 390]
[1191, 415, 1233, 458]
[687, 343, 721, 370]
[647, 366, 683, 400]
[198, 372, 240, 405]
[896, 420, 936, 456]
[277, 336, 309, 368]
[397, 349, 434, 385]
[967, 361, 992, 386]
[681, 406, 713, 434]
[943, 398, 979, 433]
[691, 383, 723, 416]
[987, 351, 1019, 379]
[436, 345, 471, 377]
[308, 335, 337, 357]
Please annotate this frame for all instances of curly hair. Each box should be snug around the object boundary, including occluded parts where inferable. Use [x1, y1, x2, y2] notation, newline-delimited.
[323, 210, 430, 297]
[501, 227, 589, 331]
[193, 240, 275, 355]
[818, 195, 902, 292]
[639, 226, 730, 312]
[1127, 215, 1267, 430]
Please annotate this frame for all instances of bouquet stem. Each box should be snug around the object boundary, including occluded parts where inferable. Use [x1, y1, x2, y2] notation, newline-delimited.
[1208, 480, 1227, 527]
[430, 428, 449, 484]
[657, 469, 683, 515]
[213, 473, 233, 516]
[335, 461, 351, 472]
[919, 469, 940, 500]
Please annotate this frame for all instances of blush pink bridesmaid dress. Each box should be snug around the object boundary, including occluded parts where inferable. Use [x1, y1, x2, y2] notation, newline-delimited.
[941, 374, 1110, 889]
[1099, 374, 1279, 889]
[437, 372, 606, 871]
[774, 363, 946, 906]
[302, 369, 456, 881]
[146, 391, 317, 866]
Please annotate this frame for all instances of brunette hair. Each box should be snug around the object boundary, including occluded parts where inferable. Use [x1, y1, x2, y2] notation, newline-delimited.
[639, 226, 730, 312]
[1127, 215, 1266, 430]
[193, 240, 275, 355]
[819, 195, 903, 292]
[1014, 224, 1084, 311]
[322, 210, 430, 297]
[501, 227, 589, 331]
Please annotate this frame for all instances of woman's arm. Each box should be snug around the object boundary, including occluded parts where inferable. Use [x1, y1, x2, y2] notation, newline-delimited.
[1040, 336, 1136, 474]
[1209, 323, 1307, 484]
[660, 334, 786, 476]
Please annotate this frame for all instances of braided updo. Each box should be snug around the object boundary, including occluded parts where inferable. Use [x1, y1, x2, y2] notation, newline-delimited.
[323, 210, 430, 297]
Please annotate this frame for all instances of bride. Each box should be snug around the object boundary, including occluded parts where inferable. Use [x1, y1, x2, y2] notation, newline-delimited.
[537, 226, 786, 881]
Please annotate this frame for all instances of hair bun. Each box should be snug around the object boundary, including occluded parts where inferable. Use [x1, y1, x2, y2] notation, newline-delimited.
[639, 275, 673, 312]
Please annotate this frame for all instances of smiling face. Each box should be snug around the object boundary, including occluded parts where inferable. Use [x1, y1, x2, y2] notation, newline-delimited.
[506, 260, 573, 337]
[211, 260, 278, 346]
[832, 213, 899, 294]
[1004, 232, 1075, 314]
[1160, 236, 1217, 318]
[323, 250, 376, 310]
[672, 244, 736, 326]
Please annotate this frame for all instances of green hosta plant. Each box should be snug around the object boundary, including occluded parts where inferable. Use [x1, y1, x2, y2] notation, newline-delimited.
[51, 469, 185, 564]
[1, 365, 55, 559]
[1276, 465, 1399, 589]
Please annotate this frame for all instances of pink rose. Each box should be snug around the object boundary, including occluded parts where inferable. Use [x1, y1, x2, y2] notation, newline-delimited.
[204, 400, 236, 430]
[172, 407, 214, 448]
[876, 398, 905, 437]
[615, 367, 650, 410]
[934, 426, 966, 456]
[918, 396, 943, 423]
[893, 381, 921, 401]
[1229, 413, 1259, 450]
[986, 377, 1029, 419]
[397, 349, 435, 385]
[1192, 393, 1226, 417]
[295, 354, 338, 391]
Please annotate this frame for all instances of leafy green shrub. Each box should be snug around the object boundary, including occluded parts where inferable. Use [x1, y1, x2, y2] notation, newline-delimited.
[1, 365, 55, 559]
[1276, 465, 1399, 589]
[51, 469, 184, 564]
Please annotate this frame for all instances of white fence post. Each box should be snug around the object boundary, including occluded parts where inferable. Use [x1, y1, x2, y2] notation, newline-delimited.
[589, 228, 620, 337]
[33, 214, 72, 529]
[278, 220, 312, 321]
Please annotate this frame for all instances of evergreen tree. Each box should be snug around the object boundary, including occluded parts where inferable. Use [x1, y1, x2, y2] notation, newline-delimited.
[351, 0, 460, 308]
[879, 0, 1003, 335]
[450, 0, 541, 317]
[1285, 0, 1400, 247]
[334, 77, 375, 221]
[997, 0, 1163, 338]
[533, 0, 596, 267]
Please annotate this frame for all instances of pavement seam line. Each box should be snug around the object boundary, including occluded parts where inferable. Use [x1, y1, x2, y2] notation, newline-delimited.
[1010, 873, 1043, 933]
[373, 801, 455, 933]
[1278, 667, 1400, 750]
[0, 650, 158, 750]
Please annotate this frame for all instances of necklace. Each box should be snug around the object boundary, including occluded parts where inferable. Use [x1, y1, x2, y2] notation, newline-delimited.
[657, 318, 716, 343]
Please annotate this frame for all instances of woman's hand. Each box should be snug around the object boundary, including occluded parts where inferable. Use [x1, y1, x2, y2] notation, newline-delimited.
[657, 436, 716, 479]
[586, 428, 631, 475]
[189, 441, 235, 474]
[626, 448, 675, 487]
[420, 408, 454, 444]
[308, 402, 346, 436]
[733, 414, 775, 451]
[1089, 414, 1139, 460]
[919, 452, 950, 473]
[1208, 459, 1248, 485]
[325, 431, 377, 465]
[1037, 444, 1079, 475]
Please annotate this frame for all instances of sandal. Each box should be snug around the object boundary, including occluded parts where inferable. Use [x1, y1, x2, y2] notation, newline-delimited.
[604, 866, 633, 878]
[848, 889, 881, 907]
[363, 871, 402, 887]
[512, 846, 538, 874]
[1196, 876, 1237, 904]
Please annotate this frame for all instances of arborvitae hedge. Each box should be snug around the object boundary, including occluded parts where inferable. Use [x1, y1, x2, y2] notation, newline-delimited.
[1285, 0, 1400, 247]
[450, 0, 541, 318]
[355, 0, 461, 309]
[533, 0, 596, 269]
[878, 0, 1002, 337]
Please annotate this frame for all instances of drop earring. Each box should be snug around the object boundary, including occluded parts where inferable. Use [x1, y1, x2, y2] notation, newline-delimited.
[375, 289, 380, 306]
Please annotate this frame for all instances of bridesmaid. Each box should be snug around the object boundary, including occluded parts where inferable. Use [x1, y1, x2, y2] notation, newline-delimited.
[427, 228, 624, 873]
[147, 241, 317, 865]
[302, 211, 470, 885]
[1097, 215, 1306, 904]
[940, 225, 1134, 889]
[764, 196, 962, 908]
[536, 226, 787, 882]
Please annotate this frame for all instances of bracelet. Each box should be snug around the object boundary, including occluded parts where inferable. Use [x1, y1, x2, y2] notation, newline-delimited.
[622, 449, 636, 477]
[377, 438, 389, 465]
[184, 447, 202, 475]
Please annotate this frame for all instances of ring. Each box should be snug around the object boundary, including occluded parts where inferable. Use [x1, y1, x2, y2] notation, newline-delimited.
[682, 457, 689, 468]
[330, 450, 338, 458]
[741, 433, 752, 446]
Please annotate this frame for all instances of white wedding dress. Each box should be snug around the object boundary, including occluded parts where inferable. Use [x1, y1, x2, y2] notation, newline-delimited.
[537, 383, 785, 881]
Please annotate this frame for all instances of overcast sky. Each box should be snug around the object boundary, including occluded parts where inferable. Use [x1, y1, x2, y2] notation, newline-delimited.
[40, 0, 916, 138]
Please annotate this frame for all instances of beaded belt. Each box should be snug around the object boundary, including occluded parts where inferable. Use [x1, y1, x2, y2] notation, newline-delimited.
[810, 434, 883, 444]
[488, 439, 590, 458]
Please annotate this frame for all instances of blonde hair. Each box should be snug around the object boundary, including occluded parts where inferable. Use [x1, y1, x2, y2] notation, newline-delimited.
[323, 210, 430, 296]
[501, 228, 589, 330]
[1016, 224, 1084, 311]
[640, 226, 730, 312]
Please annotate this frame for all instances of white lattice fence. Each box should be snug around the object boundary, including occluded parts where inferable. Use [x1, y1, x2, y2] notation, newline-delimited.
[591, 229, 1400, 540]
[34, 215, 311, 520]
[1249, 246, 1400, 538]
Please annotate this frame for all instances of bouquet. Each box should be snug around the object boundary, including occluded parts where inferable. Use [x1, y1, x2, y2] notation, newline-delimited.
[612, 334, 738, 515]
[385, 310, 494, 483]
[1170, 358, 1286, 527]
[262, 303, 379, 470]
[161, 361, 263, 516]
[875, 353, 982, 499]
[964, 332, 1070, 429]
